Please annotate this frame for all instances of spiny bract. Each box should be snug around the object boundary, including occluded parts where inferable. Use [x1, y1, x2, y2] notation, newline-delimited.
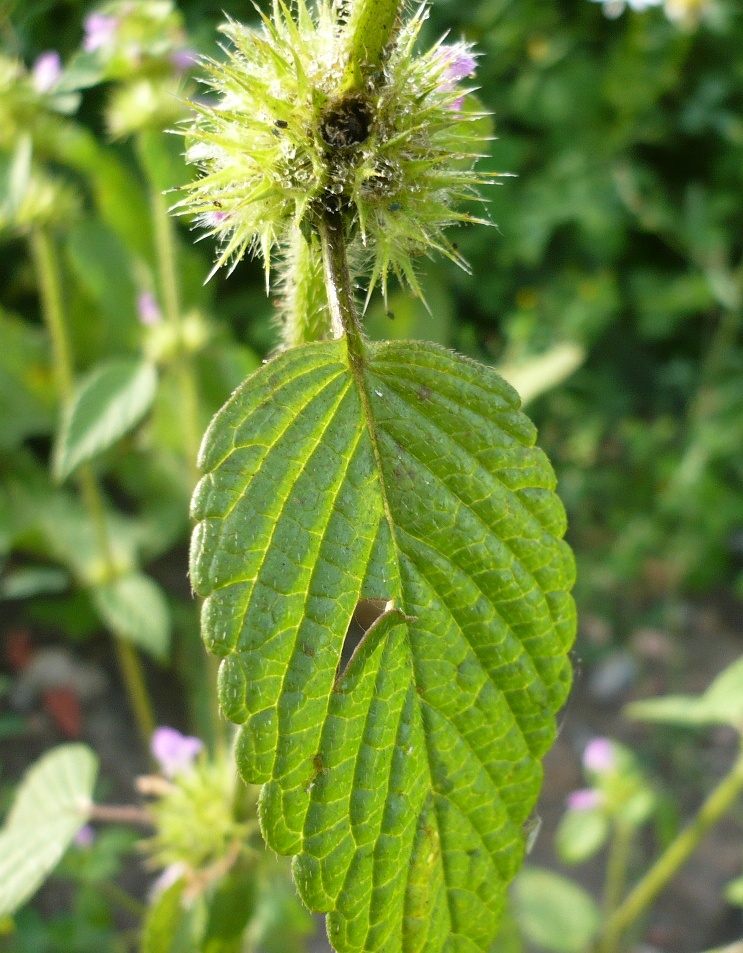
[180, 0, 493, 302]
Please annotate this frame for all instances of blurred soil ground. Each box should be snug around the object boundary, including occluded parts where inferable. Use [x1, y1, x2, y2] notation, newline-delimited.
[1, 595, 742, 953]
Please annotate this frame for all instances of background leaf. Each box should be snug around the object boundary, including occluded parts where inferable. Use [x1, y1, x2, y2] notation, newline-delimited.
[191, 338, 575, 953]
[512, 867, 600, 953]
[0, 744, 98, 917]
[54, 359, 158, 481]
[91, 572, 171, 660]
[627, 656, 743, 729]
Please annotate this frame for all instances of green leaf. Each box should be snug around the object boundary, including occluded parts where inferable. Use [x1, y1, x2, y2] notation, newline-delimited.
[512, 867, 600, 953]
[555, 808, 610, 864]
[191, 338, 575, 953]
[92, 572, 171, 660]
[725, 875, 743, 908]
[627, 655, 743, 729]
[141, 878, 189, 953]
[497, 343, 585, 407]
[246, 857, 314, 953]
[0, 310, 55, 450]
[0, 566, 70, 601]
[0, 744, 98, 916]
[66, 220, 139, 336]
[54, 359, 158, 481]
[201, 861, 256, 953]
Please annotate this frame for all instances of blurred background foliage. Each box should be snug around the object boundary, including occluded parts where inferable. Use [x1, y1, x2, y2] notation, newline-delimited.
[3, 0, 742, 617]
[1, 0, 742, 950]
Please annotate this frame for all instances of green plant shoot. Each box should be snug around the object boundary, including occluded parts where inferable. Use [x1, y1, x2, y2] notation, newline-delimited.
[186, 0, 577, 950]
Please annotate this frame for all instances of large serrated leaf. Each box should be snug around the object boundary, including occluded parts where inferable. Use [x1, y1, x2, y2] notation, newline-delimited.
[190, 338, 576, 953]
[54, 358, 157, 481]
[0, 744, 98, 916]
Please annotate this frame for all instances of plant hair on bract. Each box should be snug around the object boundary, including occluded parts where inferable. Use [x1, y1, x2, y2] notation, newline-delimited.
[178, 0, 497, 310]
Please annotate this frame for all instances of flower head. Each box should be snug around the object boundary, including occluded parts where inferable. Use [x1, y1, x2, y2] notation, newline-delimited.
[180, 0, 492, 301]
[151, 726, 203, 778]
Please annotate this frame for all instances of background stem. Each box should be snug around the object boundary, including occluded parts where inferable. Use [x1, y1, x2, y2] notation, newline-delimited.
[144, 154, 225, 755]
[29, 226, 156, 748]
[597, 745, 743, 952]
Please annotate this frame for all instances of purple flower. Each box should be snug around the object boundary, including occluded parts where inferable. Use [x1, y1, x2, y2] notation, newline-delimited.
[436, 44, 477, 111]
[171, 49, 198, 73]
[32, 51, 63, 93]
[83, 13, 119, 53]
[74, 824, 96, 847]
[583, 737, 617, 775]
[137, 291, 162, 326]
[566, 788, 604, 812]
[204, 210, 228, 228]
[151, 726, 203, 778]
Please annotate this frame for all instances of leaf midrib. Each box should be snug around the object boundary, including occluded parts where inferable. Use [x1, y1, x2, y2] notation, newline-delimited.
[347, 336, 493, 948]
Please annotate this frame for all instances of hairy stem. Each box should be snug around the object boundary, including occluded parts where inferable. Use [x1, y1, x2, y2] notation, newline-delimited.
[342, 0, 404, 91]
[596, 744, 743, 952]
[148, 178, 202, 488]
[317, 211, 361, 344]
[29, 227, 73, 400]
[278, 227, 332, 348]
[29, 227, 156, 748]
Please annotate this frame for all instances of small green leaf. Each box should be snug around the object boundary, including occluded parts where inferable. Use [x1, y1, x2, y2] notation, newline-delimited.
[192, 338, 575, 952]
[0, 310, 55, 450]
[92, 572, 171, 660]
[498, 343, 585, 407]
[141, 878, 188, 953]
[725, 875, 743, 908]
[247, 858, 314, 953]
[0, 566, 70, 601]
[0, 744, 98, 916]
[54, 359, 157, 481]
[627, 655, 743, 729]
[66, 220, 139, 335]
[555, 808, 610, 864]
[512, 868, 600, 953]
[202, 861, 256, 953]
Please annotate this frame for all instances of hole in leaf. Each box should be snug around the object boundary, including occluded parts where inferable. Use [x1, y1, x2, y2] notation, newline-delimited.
[335, 598, 390, 688]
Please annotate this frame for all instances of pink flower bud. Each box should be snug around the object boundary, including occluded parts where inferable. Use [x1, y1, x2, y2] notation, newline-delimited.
[137, 291, 162, 326]
[583, 737, 617, 775]
[74, 824, 96, 847]
[83, 14, 119, 53]
[566, 788, 603, 811]
[436, 44, 477, 111]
